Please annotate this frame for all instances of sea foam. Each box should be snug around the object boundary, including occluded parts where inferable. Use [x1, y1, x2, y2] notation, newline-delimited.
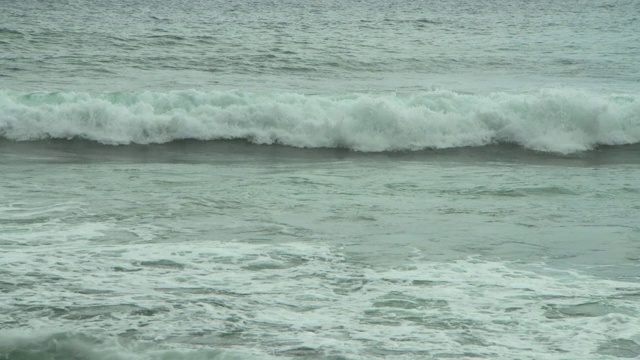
[1, 88, 638, 154]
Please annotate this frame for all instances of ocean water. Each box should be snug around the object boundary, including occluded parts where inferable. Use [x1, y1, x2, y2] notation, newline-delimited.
[1, 0, 640, 359]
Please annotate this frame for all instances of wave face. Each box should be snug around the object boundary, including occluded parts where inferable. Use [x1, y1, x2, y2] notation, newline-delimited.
[1, 89, 639, 154]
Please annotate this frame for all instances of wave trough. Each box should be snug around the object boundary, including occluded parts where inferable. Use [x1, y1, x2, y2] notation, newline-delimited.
[1, 88, 638, 154]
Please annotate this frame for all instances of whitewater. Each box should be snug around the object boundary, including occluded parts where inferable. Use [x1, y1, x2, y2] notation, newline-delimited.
[2, 89, 639, 154]
[1, 0, 640, 359]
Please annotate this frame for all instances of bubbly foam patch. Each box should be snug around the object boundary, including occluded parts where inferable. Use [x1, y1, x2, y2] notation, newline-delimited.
[1, 88, 638, 154]
[2, 240, 639, 359]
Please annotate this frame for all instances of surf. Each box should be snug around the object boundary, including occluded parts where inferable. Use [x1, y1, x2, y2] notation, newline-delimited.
[1, 88, 639, 154]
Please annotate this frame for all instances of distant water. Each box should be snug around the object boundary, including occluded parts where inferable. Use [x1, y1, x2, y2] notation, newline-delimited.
[1, 0, 640, 359]
[2, 0, 639, 92]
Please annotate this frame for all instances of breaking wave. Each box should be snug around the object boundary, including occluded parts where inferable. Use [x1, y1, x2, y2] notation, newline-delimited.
[1, 88, 638, 154]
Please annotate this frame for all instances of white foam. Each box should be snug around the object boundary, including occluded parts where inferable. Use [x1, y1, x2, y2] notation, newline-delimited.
[2, 240, 639, 359]
[1, 88, 638, 154]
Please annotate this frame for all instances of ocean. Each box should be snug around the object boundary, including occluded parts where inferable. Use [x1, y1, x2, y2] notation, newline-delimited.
[1, 0, 639, 359]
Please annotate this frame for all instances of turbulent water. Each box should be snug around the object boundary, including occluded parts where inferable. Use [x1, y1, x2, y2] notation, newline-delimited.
[1, 0, 640, 359]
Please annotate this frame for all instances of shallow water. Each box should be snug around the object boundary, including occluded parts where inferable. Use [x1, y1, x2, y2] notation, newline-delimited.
[2, 141, 640, 359]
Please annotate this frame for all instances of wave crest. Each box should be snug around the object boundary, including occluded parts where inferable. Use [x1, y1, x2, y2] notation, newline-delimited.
[1, 88, 638, 154]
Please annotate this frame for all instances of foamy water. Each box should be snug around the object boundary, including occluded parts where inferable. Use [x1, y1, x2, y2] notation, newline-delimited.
[2, 89, 639, 154]
[1, 153, 639, 358]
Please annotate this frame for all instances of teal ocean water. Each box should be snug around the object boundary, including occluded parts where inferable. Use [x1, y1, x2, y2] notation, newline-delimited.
[1, 0, 640, 359]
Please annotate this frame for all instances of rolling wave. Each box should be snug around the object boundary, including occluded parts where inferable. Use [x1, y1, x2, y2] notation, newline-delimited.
[1, 88, 638, 154]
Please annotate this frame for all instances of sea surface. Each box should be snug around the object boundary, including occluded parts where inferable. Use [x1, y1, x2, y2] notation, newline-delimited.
[1, 0, 640, 359]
